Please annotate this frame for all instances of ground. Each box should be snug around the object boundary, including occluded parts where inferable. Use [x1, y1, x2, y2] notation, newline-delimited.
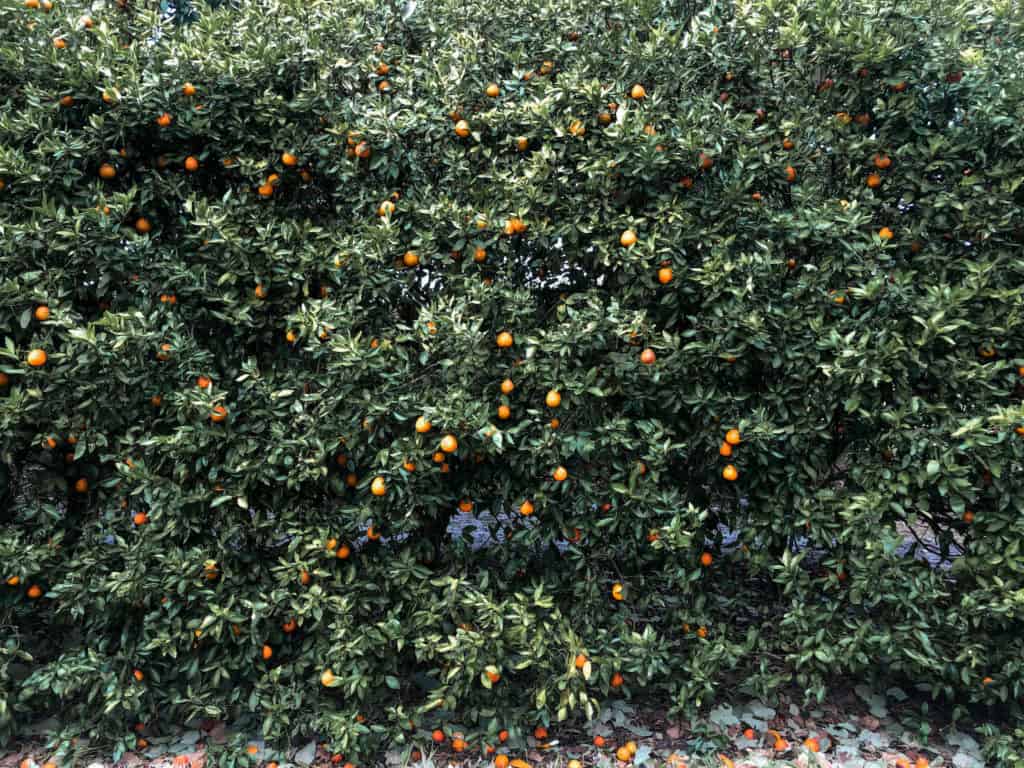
[1, 684, 990, 768]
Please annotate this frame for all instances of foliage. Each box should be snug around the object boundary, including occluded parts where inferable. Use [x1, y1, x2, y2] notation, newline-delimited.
[1, 0, 1023, 759]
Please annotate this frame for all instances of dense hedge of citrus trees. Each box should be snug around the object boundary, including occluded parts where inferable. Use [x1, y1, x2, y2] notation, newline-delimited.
[2, 0, 1023, 760]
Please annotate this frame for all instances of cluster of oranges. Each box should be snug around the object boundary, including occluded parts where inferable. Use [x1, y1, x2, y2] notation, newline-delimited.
[718, 429, 741, 481]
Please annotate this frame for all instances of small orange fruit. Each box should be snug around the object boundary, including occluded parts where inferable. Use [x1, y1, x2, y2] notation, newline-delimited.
[496, 331, 513, 348]
[494, 756, 509, 768]
[803, 738, 820, 753]
[197, 375, 211, 388]
[261, 644, 273, 660]
[135, 217, 152, 234]
[27, 584, 43, 599]
[98, 163, 117, 180]
[486, 83, 500, 98]
[497, 404, 511, 420]
[620, 229, 637, 247]
[454, 120, 471, 138]
[610, 672, 624, 687]
[27, 348, 47, 367]
[155, 112, 172, 127]
[630, 83, 646, 99]
[743, 728, 755, 740]
[725, 429, 741, 445]
[500, 378, 514, 394]
[133, 668, 144, 681]
[657, 267, 673, 284]
[963, 510, 974, 523]
[432, 729, 445, 743]
[403, 250, 419, 267]
[545, 389, 562, 408]
[866, 172, 882, 188]
[254, 284, 268, 299]
[210, 405, 228, 423]
[616, 746, 632, 762]
[519, 500, 534, 516]
[722, 464, 738, 481]
[611, 582, 624, 601]
[440, 434, 458, 453]
[784, 165, 796, 182]
[281, 151, 298, 166]
[700, 552, 713, 567]
[553, 465, 568, 482]
[336, 544, 351, 559]
[415, 416, 432, 433]
[74, 478, 89, 493]
[534, 725, 549, 740]
[184, 156, 199, 172]
[879, 227, 894, 240]
[133, 512, 149, 526]
[873, 153, 892, 170]
[370, 476, 387, 496]
[320, 668, 336, 686]
[640, 348, 656, 365]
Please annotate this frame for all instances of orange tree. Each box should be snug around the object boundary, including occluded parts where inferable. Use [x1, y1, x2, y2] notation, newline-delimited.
[2, 0, 1024, 760]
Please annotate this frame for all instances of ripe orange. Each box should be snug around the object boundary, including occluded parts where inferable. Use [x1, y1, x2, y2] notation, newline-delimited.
[27, 348, 47, 367]
[135, 217, 152, 234]
[625, 741, 637, 756]
[354, 141, 372, 159]
[4, 576, 18, 586]
[454, 120, 471, 138]
[630, 83, 646, 99]
[640, 348, 656, 365]
[553, 465, 568, 482]
[440, 434, 458, 453]
[74, 478, 89, 493]
[879, 227, 894, 240]
[415, 416, 432, 433]
[545, 389, 561, 408]
[486, 83, 500, 98]
[432, 729, 445, 743]
[282, 618, 297, 633]
[98, 163, 117, 180]
[184, 155, 199, 172]
[500, 378, 514, 394]
[594, 735, 606, 748]
[497, 404, 511, 420]
[743, 728, 755, 740]
[722, 464, 738, 482]
[300, 570, 311, 585]
[719, 441, 733, 457]
[498, 730, 509, 743]
[657, 267, 673, 284]
[258, 183, 274, 198]
[866, 172, 882, 188]
[725, 429, 741, 445]
[699, 152, 714, 170]
[620, 229, 637, 247]
[261, 644, 273, 660]
[155, 112, 173, 127]
[873, 153, 892, 170]
[487, 670, 501, 683]
[320, 668, 336, 686]
[53, 38, 67, 49]
[210, 405, 228, 423]
[459, 499, 474, 513]
[452, 737, 467, 752]
[803, 737, 820, 753]
[182, 82, 197, 96]
[519, 500, 534, 516]
[197, 375, 211, 389]
[496, 331, 513, 348]
[534, 725, 549, 739]
[782, 138, 794, 150]
[371, 476, 387, 496]
[610, 582, 624, 601]
[254, 283, 268, 299]
[281, 151, 298, 166]
[133, 668, 144, 681]
[700, 552, 713, 567]
[963, 511, 974, 523]
[403, 251, 419, 267]
[133, 512, 149, 526]
[616, 746, 632, 762]
[474, 246, 487, 262]
[610, 672, 624, 687]
[27, 584, 43, 599]
[336, 544, 351, 559]
[494, 756, 510, 768]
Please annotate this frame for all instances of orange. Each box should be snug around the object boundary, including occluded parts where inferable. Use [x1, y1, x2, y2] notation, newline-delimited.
[150, 394, 163, 407]
[378, 80, 392, 92]
[440, 434, 458, 453]
[616, 746, 632, 762]
[415, 416, 432, 433]
[549, 418, 560, 429]
[545, 389, 561, 408]
[610, 672, 624, 687]
[320, 668, 336, 686]
[27, 348, 47, 367]
[803, 738, 820, 753]
[135, 217, 152, 234]
[336, 544, 351, 559]
[197, 375, 211, 389]
[281, 151, 298, 166]
[657, 267, 673, 284]
[452, 737, 467, 752]
[784, 165, 796, 182]
[432, 729, 445, 743]
[487, 670, 501, 682]
[725, 429, 741, 445]
[534, 725, 549, 739]
[699, 152, 714, 170]
[494, 757, 509, 768]
[879, 227, 894, 240]
[378, 200, 396, 216]
[27, 584, 43, 599]
[568, 119, 586, 137]
[184, 156, 199, 172]
[133, 512, 149, 526]
[133, 668, 144, 681]
[742, 728, 755, 740]
[210, 405, 228, 423]
[700, 552, 713, 567]
[474, 246, 487, 263]
[98, 163, 117, 180]
[354, 141, 372, 159]
[500, 378, 514, 394]
[611, 582, 624, 601]
[454, 120, 471, 138]
[458, 499, 474, 513]
[519, 500, 534, 516]
[516, 136, 529, 151]
[722, 464, 738, 481]
[254, 284, 268, 299]
[155, 112, 173, 127]
[873, 153, 892, 169]
[625, 741, 637, 756]
[486, 83, 500, 98]
[300, 570, 311, 585]
[262, 644, 273, 660]
[499, 730, 509, 743]
[782, 138, 794, 150]
[620, 229, 637, 247]
[182, 82, 197, 96]
[282, 618, 297, 633]
[53, 38, 67, 49]
[496, 331, 513, 348]
[497, 404, 511, 420]
[640, 348, 656, 365]
[866, 172, 882, 188]
[552, 465, 568, 482]
[630, 83, 646, 99]
[963, 511, 974, 523]
[403, 251, 419, 267]
[5, 576, 19, 586]
[751, 192, 762, 201]
[74, 478, 89, 493]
